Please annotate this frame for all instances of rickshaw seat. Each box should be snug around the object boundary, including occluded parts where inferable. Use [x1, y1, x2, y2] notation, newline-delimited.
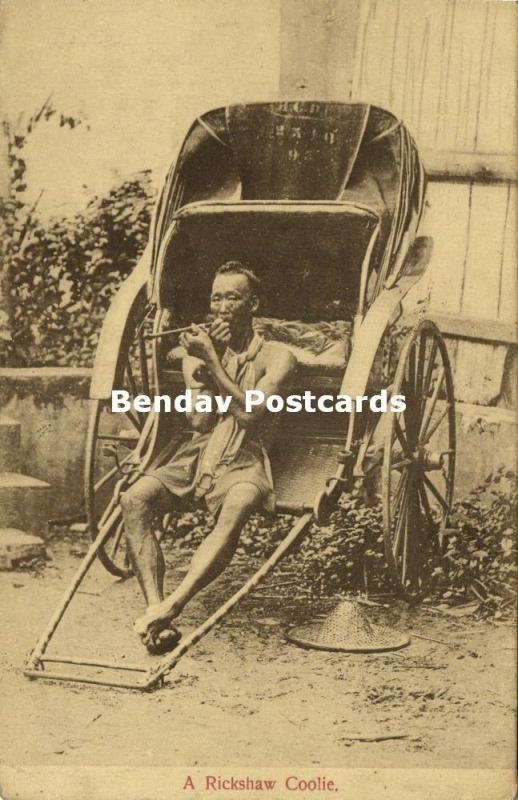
[270, 435, 345, 514]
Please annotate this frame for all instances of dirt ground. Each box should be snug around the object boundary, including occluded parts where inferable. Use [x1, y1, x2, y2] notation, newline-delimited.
[0, 531, 515, 775]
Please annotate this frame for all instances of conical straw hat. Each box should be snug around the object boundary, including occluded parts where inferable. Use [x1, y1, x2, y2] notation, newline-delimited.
[286, 599, 410, 653]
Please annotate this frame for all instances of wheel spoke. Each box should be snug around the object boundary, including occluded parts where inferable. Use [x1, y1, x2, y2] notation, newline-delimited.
[407, 497, 422, 586]
[125, 356, 146, 432]
[135, 305, 152, 338]
[138, 331, 150, 397]
[125, 356, 138, 398]
[109, 520, 125, 560]
[418, 480, 436, 530]
[422, 404, 449, 445]
[392, 469, 409, 516]
[124, 407, 143, 434]
[423, 474, 449, 512]
[393, 475, 410, 556]
[419, 366, 445, 442]
[394, 416, 412, 457]
[393, 503, 407, 560]
[403, 400, 417, 447]
[401, 510, 409, 584]
[362, 411, 380, 451]
[391, 457, 414, 471]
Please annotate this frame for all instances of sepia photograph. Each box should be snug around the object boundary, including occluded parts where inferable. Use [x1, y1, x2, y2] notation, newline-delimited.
[0, 1, 516, 798]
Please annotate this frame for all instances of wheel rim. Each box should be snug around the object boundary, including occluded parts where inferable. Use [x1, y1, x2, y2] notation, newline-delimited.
[84, 400, 139, 577]
[84, 294, 157, 578]
[382, 320, 456, 601]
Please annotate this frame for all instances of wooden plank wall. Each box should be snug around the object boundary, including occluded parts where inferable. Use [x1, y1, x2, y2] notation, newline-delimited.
[417, 182, 516, 405]
[350, 0, 516, 406]
[351, 0, 516, 160]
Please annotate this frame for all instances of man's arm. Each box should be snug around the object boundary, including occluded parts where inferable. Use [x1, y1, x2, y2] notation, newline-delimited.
[206, 344, 296, 428]
[182, 354, 217, 432]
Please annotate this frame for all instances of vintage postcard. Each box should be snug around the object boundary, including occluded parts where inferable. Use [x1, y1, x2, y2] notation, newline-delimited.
[0, 1, 516, 799]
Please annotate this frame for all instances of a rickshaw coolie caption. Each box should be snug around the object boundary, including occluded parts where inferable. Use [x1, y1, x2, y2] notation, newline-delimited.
[111, 389, 406, 414]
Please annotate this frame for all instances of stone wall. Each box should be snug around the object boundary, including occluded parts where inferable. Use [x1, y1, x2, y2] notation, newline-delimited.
[0, 368, 91, 518]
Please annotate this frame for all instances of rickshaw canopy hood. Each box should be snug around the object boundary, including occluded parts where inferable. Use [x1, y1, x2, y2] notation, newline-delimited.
[149, 102, 425, 320]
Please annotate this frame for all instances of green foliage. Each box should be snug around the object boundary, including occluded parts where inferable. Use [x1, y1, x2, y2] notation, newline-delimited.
[1, 98, 155, 366]
[429, 467, 517, 612]
[8, 174, 154, 365]
[296, 498, 389, 596]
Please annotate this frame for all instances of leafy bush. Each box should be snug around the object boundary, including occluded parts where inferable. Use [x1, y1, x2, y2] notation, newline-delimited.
[8, 173, 154, 366]
[296, 498, 389, 596]
[430, 467, 516, 611]
[1, 99, 155, 366]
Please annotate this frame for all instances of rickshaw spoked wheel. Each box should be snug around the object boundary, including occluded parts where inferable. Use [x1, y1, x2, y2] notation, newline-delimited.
[84, 299, 168, 578]
[382, 320, 456, 603]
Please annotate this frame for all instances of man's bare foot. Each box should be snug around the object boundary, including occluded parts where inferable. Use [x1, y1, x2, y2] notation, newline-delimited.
[143, 626, 182, 655]
[134, 599, 182, 653]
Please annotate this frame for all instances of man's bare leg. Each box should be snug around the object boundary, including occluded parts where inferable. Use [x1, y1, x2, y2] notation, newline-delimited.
[134, 482, 261, 640]
[120, 476, 172, 606]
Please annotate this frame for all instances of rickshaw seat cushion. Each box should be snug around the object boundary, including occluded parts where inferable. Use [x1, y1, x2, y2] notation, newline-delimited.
[253, 317, 350, 370]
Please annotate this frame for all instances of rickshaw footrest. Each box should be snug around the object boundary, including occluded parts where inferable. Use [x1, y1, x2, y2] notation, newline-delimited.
[24, 667, 149, 691]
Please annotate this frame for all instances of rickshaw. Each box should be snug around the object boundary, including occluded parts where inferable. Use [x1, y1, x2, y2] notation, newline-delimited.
[25, 101, 455, 690]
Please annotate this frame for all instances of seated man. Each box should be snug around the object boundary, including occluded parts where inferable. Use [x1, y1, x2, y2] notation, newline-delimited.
[121, 261, 296, 654]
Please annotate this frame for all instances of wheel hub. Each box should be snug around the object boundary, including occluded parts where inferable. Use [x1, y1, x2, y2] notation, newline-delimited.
[420, 450, 445, 471]
[392, 447, 446, 472]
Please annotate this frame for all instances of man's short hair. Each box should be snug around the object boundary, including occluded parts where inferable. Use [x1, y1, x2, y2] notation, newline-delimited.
[214, 260, 261, 298]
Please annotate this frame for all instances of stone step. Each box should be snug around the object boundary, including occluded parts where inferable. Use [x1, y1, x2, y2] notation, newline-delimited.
[0, 528, 46, 570]
[0, 472, 50, 538]
[0, 416, 21, 472]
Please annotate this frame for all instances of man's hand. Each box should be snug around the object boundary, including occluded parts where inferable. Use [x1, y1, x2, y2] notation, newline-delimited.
[180, 320, 231, 362]
[209, 319, 231, 353]
[179, 324, 218, 363]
